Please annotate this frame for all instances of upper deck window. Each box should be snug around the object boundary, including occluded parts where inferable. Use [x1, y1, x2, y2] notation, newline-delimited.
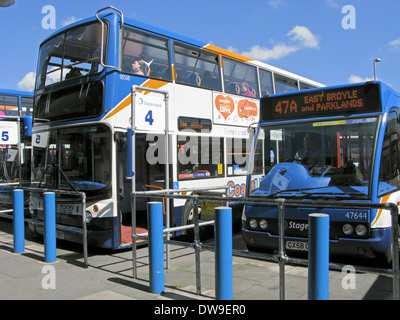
[300, 82, 316, 90]
[121, 28, 171, 81]
[35, 22, 107, 89]
[21, 97, 33, 116]
[222, 57, 259, 98]
[274, 74, 298, 93]
[174, 44, 222, 91]
[0, 94, 18, 116]
[259, 69, 274, 96]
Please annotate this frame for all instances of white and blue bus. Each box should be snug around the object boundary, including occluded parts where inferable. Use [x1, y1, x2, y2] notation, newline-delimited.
[28, 7, 322, 249]
[243, 81, 400, 262]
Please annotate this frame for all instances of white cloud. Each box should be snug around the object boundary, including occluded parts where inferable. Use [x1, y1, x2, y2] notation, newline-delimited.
[226, 45, 239, 53]
[268, 0, 285, 9]
[348, 74, 373, 83]
[326, 0, 339, 8]
[241, 44, 298, 61]
[62, 16, 79, 27]
[239, 26, 319, 61]
[389, 38, 400, 51]
[17, 72, 35, 91]
[288, 25, 319, 49]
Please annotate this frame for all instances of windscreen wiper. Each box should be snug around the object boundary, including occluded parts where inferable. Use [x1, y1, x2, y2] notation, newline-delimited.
[54, 164, 79, 192]
[264, 186, 332, 198]
[293, 191, 369, 200]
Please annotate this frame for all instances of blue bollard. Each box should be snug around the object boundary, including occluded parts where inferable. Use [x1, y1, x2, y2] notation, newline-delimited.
[148, 202, 165, 294]
[214, 206, 232, 300]
[13, 189, 24, 253]
[308, 213, 330, 300]
[44, 192, 56, 263]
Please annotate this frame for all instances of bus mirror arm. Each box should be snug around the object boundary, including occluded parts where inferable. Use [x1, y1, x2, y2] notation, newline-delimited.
[95, 6, 124, 72]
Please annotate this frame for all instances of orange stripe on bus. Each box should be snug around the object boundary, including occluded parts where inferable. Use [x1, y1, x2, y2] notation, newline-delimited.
[103, 79, 168, 120]
[0, 105, 18, 110]
[372, 194, 391, 226]
[203, 44, 254, 62]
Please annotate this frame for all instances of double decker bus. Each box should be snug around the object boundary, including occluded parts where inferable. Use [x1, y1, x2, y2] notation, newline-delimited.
[243, 81, 400, 262]
[0, 89, 33, 205]
[28, 6, 323, 249]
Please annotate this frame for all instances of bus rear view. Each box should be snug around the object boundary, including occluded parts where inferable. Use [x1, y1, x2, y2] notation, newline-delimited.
[242, 81, 400, 262]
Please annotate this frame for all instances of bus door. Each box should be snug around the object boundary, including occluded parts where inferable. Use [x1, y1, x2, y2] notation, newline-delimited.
[117, 89, 168, 246]
[117, 131, 167, 246]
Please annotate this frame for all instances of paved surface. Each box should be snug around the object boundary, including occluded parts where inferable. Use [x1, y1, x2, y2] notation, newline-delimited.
[0, 217, 397, 301]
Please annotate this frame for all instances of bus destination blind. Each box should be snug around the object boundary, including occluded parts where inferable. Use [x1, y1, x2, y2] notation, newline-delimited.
[261, 83, 381, 121]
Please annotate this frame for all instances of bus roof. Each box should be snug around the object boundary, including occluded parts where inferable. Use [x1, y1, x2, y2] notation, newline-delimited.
[0, 88, 33, 97]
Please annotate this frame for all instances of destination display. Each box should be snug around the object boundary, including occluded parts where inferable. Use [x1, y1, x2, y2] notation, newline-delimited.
[261, 83, 381, 121]
[178, 116, 212, 132]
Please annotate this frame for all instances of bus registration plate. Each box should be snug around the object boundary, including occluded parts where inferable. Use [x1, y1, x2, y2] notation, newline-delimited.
[57, 204, 79, 215]
[200, 200, 223, 216]
[286, 240, 308, 251]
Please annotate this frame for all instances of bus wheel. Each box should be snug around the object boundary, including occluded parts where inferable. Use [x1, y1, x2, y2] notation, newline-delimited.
[182, 199, 212, 241]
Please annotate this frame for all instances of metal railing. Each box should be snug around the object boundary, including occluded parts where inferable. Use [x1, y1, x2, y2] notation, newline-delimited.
[0, 185, 88, 266]
[131, 187, 400, 300]
[131, 185, 228, 283]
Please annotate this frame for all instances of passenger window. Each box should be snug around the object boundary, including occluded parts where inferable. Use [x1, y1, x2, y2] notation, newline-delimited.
[259, 69, 274, 96]
[274, 74, 298, 93]
[0, 94, 18, 116]
[174, 44, 222, 91]
[121, 28, 171, 81]
[222, 57, 259, 98]
[21, 97, 33, 116]
[300, 82, 316, 90]
[177, 135, 224, 180]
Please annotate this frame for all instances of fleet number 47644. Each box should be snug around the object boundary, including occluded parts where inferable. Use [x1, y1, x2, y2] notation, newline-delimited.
[345, 211, 368, 220]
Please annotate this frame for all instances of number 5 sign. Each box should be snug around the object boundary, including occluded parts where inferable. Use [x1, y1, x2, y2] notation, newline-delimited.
[134, 92, 165, 131]
[0, 122, 19, 145]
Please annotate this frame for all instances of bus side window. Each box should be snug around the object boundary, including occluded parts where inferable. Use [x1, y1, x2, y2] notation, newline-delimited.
[222, 57, 259, 98]
[274, 74, 298, 93]
[0, 94, 19, 116]
[121, 27, 171, 81]
[177, 135, 224, 180]
[259, 69, 274, 96]
[174, 43, 222, 91]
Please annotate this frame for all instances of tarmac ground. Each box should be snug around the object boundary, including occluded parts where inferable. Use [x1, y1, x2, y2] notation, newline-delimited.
[0, 217, 398, 302]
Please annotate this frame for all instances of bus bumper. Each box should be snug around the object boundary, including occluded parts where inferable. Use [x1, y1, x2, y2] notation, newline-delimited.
[27, 220, 118, 249]
[242, 227, 392, 261]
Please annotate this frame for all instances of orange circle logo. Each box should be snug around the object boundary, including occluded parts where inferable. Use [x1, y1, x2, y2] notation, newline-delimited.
[238, 99, 258, 118]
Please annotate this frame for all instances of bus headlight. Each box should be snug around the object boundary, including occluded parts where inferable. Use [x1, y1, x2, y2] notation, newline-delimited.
[342, 224, 354, 235]
[249, 219, 258, 229]
[85, 211, 92, 224]
[355, 224, 367, 236]
[259, 219, 268, 230]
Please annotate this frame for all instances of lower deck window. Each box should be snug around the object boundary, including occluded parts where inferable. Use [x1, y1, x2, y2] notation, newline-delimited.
[177, 135, 224, 180]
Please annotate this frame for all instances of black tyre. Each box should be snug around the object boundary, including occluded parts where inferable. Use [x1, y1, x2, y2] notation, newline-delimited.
[182, 199, 212, 241]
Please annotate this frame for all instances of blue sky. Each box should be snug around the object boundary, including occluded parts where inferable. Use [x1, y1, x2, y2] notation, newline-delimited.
[1, 0, 400, 92]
